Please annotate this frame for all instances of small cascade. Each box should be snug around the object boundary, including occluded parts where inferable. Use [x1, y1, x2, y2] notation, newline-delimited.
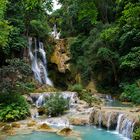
[32, 111, 39, 119]
[28, 37, 53, 86]
[36, 94, 45, 107]
[120, 119, 134, 139]
[116, 114, 135, 139]
[116, 114, 124, 133]
[31, 108, 39, 119]
[62, 92, 78, 105]
[51, 24, 60, 39]
[107, 112, 112, 130]
[45, 118, 71, 128]
[39, 42, 47, 65]
[98, 111, 102, 128]
[106, 95, 113, 102]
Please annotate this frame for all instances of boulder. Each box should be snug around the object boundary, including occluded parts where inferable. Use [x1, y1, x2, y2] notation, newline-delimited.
[70, 117, 89, 126]
[37, 123, 57, 132]
[27, 120, 37, 127]
[57, 127, 80, 137]
[11, 122, 20, 128]
[1, 124, 12, 131]
[57, 127, 72, 136]
[38, 123, 51, 130]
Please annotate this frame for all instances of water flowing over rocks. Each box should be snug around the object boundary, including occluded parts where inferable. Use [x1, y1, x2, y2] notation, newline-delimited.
[1, 92, 139, 140]
[89, 107, 139, 139]
[28, 37, 53, 86]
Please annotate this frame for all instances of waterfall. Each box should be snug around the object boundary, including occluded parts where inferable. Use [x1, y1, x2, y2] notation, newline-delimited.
[39, 42, 47, 65]
[98, 111, 102, 128]
[116, 114, 135, 139]
[116, 114, 124, 133]
[121, 119, 134, 139]
[106, 95, 113, 102]
[36, 94, 45, 107]
[28, 37, 53, 86]
[107, 112, 112, 130]
[51, 24, 60, 39]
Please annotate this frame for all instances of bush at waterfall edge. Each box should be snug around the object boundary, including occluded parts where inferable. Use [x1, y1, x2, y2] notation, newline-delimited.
[69, 84, 101, 106]
[120, 82, 140, 104]
[45, 93, 69, 117]
[0, 92, 30, 122]
[133, 128, 140, 140]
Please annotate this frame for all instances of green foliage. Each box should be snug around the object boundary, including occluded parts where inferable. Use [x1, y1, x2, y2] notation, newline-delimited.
[120, 83, 140, 104]
[15, 82, 35, 94]
[45, 93, 69, 117]
[100, 26, 119, 43]
[69, 84, 101, 106]
[68, 84, 83, 93]
[120, 47, 140, 69]
[77, 1, 97, 24]
[0, 0, 7, 19]
[29, 19, 49, 38]
[0, 58, 32, 93]
[79, 90, 101, 106]
[0, 93, 29, 122]
[0, 21, 13, 49]
[133, 128, 140, 140]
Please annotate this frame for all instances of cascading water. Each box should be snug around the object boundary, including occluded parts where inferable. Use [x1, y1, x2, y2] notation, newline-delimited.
[28, 37, 53, 86]
[51, 24, 60, 39]
[120, 119, 134, 139]
[98, 111, 102, 128]
[116, 114, 124, 133]
[116, 114, 135, 139]
[107, 112, 112, 130]
[36, 94, 45, 107]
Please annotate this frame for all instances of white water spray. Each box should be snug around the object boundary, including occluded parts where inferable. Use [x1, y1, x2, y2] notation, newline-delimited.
[107, 112, 112, 130]
[116, 114, 124, 133]
[28, 37, 53, 86]
[98, 111, 102, 128]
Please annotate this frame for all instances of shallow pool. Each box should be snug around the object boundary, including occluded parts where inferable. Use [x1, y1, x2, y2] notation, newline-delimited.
[7, 126, 128, 140]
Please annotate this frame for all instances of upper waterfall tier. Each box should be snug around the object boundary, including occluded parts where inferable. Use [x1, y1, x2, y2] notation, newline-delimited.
[28, 37, 53, 86]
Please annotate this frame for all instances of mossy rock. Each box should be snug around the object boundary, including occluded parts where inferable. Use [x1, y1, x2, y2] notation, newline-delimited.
[0, 122, 6, 128]
[27, 120, 37, 127]
[38, 123, 51, 130]
[11, 122, 20, 128]
[57, 127, 72, 136]
[38, 107, 46, 115]
[2, 124, 12, 131]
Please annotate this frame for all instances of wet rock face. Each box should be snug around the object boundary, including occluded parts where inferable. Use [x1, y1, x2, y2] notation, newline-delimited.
[51, 39, 70, 73]
[101, 111, 118, 129]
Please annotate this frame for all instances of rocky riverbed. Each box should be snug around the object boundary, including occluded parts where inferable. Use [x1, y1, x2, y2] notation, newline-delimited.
[0, 92, 140, 140]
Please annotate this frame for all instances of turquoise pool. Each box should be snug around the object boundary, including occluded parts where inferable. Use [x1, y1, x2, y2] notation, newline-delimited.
[7, 126, 128, 140]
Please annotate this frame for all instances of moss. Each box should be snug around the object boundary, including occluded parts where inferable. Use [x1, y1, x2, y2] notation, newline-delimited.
[38, 123, 51, 130]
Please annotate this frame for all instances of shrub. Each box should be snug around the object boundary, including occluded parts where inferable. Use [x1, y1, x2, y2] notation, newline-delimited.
[120, 83, 140, 104]
[68, 84, 83, 93]
[45, 93, 69, 117]
[79, 90, 101, 106]
[133, 128, 140, 140]
[0, 58, 33, 93]
[0, 93, 30, 122]
[15, 81, 36, 94]
[69, 84, 101, 106]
